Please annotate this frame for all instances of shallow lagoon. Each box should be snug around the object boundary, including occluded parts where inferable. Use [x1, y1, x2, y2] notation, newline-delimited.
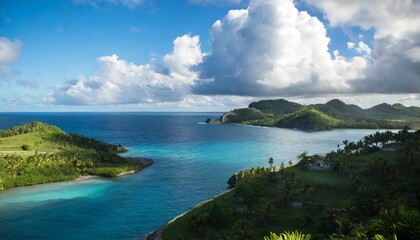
[0, 113, 383, 239]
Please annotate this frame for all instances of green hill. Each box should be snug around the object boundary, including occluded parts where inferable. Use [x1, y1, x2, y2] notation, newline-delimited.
[162, 129, 420, 240]
[249, 99, 303, 115]
[217, 99, 420, 130]
[275, 108, 341, 130]
[310, 99, 366, 121]
[0, 121, 151, 190]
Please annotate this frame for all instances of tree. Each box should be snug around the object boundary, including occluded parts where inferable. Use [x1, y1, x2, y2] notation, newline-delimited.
[259, 202, 276, 228]
[398, 134, 420, 164]
[232, 220, 256, 240]
[21, 144, 30, 151]
[268, 157, 274, 170]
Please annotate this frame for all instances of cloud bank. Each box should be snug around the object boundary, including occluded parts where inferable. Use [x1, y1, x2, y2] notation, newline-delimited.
[53, 0, 420, 105]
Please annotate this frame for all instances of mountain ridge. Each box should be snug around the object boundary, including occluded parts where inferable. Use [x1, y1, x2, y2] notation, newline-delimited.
[209, 99, 420, 130]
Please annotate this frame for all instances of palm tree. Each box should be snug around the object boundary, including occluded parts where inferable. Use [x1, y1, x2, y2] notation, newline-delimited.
[338, 156, 350, 175]
[343, 140, 349, 145]
[297, 152, 310, 169]
[259, 202, 275, 228]
[268, 157, 274, 170]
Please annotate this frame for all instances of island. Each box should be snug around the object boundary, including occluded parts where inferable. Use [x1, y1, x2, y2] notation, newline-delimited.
[206, 99, 420, 130]
[151, 128, 419, 239]
[0, 121, 153, 191]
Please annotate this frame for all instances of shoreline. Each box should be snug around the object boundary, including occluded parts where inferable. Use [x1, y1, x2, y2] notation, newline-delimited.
[209, 121, 409, 131]
[118, 157, 154, 176]
[1, 156, 154, 192]
[76, 157, 154, 179]
[145, 189, 233, 240]
[76, 175, 98, 181]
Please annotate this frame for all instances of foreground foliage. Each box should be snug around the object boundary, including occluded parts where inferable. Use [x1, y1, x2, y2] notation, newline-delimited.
[0, 121, 141, 190]
[163, 129, 420, 239]
[264, 231, 311, 240]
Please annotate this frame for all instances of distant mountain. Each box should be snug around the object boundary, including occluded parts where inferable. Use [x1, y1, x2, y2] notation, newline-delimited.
[210, 99, 420, 130]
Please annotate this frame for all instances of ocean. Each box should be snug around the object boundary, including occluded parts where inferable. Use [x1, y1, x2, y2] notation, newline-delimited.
[0, 113, 383, 239]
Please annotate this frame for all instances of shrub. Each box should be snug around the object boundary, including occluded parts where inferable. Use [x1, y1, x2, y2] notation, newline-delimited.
[21, 144, 30, 151]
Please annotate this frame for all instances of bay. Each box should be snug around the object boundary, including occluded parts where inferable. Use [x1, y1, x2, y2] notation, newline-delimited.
[0, 113, 383, 239]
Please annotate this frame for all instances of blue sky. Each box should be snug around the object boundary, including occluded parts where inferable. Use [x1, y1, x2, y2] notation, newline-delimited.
[0, 0, 419, 111]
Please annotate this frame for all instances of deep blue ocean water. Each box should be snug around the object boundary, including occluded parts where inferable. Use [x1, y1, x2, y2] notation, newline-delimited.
[0, 113, 384, 239]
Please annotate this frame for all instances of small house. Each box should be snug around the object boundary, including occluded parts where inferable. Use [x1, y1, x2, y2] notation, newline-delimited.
[308, 159, 330, 169]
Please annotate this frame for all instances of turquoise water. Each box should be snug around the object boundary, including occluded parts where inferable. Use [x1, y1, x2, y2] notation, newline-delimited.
[0, 113, 384, 239]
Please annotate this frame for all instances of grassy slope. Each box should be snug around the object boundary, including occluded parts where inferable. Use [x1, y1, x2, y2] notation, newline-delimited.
[0, 132, 62, 155]
[163, 148, 418, 239]
[0, 122, 144, 190]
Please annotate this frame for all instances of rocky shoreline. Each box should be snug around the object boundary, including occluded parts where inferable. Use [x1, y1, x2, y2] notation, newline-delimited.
[205, 112, 231, 124]
[77, 157, 153, 180]
[119, 157, 154, 176]
[145, 210, 189, 240]
[145, 229, 162, 240]
[145, 189, 234, 240]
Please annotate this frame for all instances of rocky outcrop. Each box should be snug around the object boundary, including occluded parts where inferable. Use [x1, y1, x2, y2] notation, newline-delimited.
[116, 145, 129, 152]
[227, 173, 238, 187]
[145, 229, 162, 240]
[206, 112, 232, 124]
[206, 118, 222, 124]
[117, 158, 154, 177]
[220, 112, 232, 123]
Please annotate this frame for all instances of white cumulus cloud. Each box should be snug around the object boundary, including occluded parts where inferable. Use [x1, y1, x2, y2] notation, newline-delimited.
[0, 36, 21, 80]
[354, 41, 371, 56]
[53, 35, 203, 105]
[302, 0, 420, 38]
[302, 0, 420, 94]
[194, 0, 367, 96]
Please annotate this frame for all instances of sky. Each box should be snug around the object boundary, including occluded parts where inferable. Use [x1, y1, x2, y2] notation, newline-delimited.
[0, 0, 419, 112]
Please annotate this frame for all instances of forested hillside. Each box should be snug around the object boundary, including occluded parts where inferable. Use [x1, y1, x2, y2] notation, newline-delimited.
[217, 99, 420, 130]
[0, 121, 147, 190]
[163, 129, 420, 240]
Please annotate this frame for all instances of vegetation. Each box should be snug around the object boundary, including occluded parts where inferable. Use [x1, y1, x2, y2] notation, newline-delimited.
[163, 129, 420, 240]
[0, 121, 144, 190]
[276, 108, 341, 130]
[264, 231, 311, 240]
[221, 99, 420, 130]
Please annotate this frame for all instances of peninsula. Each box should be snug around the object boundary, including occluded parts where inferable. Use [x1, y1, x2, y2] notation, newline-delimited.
[0, 121, 153, 191]
[207, 99, 420, 130]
